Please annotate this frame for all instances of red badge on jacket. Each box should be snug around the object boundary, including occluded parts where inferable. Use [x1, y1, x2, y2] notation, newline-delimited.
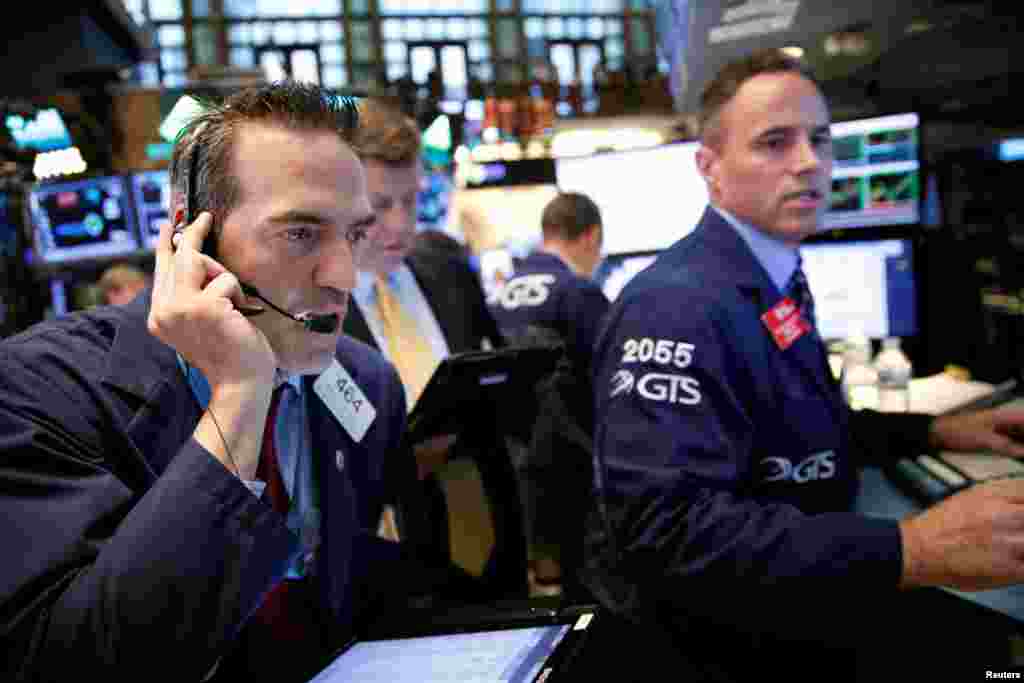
[761, 297, 811, 350]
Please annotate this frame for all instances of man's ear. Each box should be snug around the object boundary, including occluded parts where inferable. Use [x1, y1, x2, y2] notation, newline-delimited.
[696, 145, 719, 197]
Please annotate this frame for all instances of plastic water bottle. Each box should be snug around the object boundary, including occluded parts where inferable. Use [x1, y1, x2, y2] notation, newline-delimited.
[875, 337, 912, 412]
[842, 334, 879, 410]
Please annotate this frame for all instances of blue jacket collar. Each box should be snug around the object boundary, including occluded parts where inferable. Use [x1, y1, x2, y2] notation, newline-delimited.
[102, 287, 183, 402]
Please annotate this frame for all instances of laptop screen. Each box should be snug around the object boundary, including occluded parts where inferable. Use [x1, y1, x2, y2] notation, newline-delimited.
[308, 624, 571, 683]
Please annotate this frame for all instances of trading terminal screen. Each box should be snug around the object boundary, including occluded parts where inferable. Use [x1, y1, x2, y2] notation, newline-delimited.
[129, 169, 171, 250]
[555, 142, 708, 255]
[307, 624, 571, 683]
[799, 238, 917, 340]
[824, 112, 920, 230]
[28, 176, 139, 264]
[5, 108, 73, 152]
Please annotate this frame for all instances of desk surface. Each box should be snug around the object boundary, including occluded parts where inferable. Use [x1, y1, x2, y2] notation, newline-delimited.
[856, 466, 1024, 627]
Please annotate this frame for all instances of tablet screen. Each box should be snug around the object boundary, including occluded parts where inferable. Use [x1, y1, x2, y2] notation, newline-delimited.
[308, 624, 571, 683]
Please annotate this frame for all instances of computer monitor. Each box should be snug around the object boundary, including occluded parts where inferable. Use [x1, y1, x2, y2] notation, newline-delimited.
[555, 142, 707, 256]
[824, 112, 921, 231]
[448, 183, 559, 254]
[128, 169, 171, 250]
[4, 107, 73, 152]
[799, 238, 917, 341]
[27, 175, 139, 264]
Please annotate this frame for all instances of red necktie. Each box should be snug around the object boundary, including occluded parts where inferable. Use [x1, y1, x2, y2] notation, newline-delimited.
[249, 385, 321, 647]
[255, 385, 289, 514]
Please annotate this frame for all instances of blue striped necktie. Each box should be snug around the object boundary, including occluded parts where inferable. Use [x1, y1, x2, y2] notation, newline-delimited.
[788, 258, 817, 330]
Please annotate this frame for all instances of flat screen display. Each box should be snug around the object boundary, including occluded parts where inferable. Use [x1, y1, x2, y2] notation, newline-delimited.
[799, 238, 917, 341]
[824, 113, 920, 230]
[308, 624, 571, 683]
[28, 176, 139, 264]
[5, 108, 73, 152]
[555, 142, 707, 256]
[128, 169, 171, 249]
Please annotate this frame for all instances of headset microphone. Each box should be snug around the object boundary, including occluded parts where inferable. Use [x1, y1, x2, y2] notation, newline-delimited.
[240, 283, 340, 334]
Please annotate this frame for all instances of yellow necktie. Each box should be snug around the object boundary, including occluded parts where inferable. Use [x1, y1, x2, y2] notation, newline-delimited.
[375, 276, 440, 409]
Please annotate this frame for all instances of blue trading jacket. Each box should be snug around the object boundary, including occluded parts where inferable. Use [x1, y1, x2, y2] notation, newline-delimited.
[0, 291, 409, 681]
[585, 208, 932, 671]
[489, 250, 610, 378]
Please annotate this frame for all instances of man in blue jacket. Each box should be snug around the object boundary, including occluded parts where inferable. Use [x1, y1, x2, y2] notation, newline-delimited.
[489, 191, 610, 593]
[490, 191, 609, 386]
[0, 82, 421, 681]
[585, 49, 1024, 681]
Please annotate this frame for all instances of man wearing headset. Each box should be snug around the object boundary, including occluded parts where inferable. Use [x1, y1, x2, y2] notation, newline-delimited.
[0, 82, 424, 682]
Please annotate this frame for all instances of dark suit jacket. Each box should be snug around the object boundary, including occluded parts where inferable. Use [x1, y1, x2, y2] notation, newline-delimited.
[343, 248, 504, 357]
[0, 292, 408, 681]
[584, 207, 935, 680]
[342, 248, 528, 598]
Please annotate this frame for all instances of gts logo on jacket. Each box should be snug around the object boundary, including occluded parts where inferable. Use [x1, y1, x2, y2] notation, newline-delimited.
[607, 369, 701, 405]
[759, 450, 836, 484]
[493, 274, 556, 310]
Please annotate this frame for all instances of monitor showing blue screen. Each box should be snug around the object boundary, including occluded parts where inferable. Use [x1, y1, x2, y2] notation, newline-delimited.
[824, 113, 920, 230]
[555, 142, 707, 256]
[5, 108, 73, 152]
[28, 176, 139, 264]
[799, 238, 917, 341]
[128, 169, 171, 249]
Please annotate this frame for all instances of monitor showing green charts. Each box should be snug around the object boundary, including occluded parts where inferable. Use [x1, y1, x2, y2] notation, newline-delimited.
[825, 113, 920, 230]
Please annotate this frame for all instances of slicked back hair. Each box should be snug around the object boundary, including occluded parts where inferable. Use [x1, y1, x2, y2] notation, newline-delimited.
[699, 49, 821, 148]
[169, 80, 360, 243]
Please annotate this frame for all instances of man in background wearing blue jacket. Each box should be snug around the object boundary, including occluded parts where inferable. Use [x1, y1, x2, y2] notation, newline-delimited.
[585, 49, 1024, 681]
[489, 191, 611, 597]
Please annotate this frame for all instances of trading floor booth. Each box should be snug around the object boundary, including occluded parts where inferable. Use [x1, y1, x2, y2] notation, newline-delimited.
[807, 112, 1024, 649]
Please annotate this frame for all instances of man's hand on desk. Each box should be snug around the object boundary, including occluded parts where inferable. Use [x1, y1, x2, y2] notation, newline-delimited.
[899, 477, 1024, 591]
[928, 406, 1024, 459]
[413, 434, 458, 480]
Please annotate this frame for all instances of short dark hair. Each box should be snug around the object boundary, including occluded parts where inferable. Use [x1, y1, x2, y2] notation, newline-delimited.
[98, 262, 148, 296]
[541, 192, 602, 242]
[699, 49, 821, 147]
[350, 97, 422, 166]
[169, 80, 359, 242]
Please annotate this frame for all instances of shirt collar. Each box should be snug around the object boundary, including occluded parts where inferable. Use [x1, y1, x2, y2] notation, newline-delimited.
[178, 353, 303, 409]
[274, 370, 303, 392]
[355, 269, 377, 300]
[532, 250, 573, 272]
[354, 264, 408, 303]
[712, 205, 799, 293]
